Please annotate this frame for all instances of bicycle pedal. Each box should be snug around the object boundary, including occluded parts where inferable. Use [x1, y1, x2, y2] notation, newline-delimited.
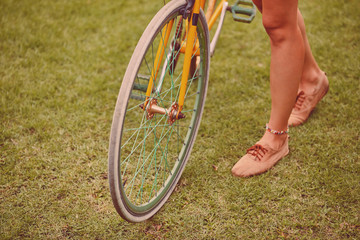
[130, 74, 153, 100]
[132, 74, 150, 93]
[130, 93, 146, 101]
[131, 82, 148, 100]
[132, 83, 148, 92]
[230, 0, 256, 23]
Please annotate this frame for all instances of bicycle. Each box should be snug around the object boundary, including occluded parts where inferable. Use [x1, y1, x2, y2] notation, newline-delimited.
[108, 0, 256, 222]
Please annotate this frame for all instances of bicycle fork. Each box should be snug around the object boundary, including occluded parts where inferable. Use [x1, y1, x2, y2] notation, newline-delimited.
[141, 0, 201, 125]
[177, 0, 201, 116]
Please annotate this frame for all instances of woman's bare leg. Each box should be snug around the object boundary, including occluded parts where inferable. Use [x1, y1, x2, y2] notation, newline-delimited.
[296, 10, 324, 92]
[252, 1, 325, 94]
[289, 9, 329, 126]
[253, 0, 329, 127]
[232, 0, 304, 177]
[259, 0, 304, 148]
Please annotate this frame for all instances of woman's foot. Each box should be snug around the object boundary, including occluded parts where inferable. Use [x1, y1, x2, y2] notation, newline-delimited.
[288, 72, 329, 126]
[232, 128, 289, 178]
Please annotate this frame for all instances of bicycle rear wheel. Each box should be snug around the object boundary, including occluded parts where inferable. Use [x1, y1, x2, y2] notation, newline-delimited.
[108, 0, 210, 222]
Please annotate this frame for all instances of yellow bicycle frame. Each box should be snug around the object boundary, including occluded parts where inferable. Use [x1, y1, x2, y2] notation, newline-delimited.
[178, 0, 227, 115]
[144, 0, 228, 115]
[177, 0, 201, 113]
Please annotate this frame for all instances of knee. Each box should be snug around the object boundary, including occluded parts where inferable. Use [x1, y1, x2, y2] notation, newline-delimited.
[262, 15, 296, 45]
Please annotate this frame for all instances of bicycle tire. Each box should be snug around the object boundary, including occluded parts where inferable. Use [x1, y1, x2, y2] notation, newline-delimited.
[108, 0, 210, 222]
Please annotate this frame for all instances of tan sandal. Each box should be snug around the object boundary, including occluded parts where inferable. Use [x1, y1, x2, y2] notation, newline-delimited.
[232, 137, 289, 178]
[288, 72, 329, 126]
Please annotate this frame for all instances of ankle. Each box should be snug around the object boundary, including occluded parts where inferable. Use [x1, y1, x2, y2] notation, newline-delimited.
[259, 124, 288, 150]
[260, 131, 288, 150]
[299, 71, 326, 93]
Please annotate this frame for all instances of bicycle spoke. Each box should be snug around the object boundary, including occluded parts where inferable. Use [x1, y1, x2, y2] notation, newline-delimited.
[125, 124, 174, 193]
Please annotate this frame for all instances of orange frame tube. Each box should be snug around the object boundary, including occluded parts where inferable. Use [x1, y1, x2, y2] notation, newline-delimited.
[208, 0, 227, 31]
[144, 0, 228, 114]
[177, 0, 202, 113]
[178, 0, 228, 113]
[178, 0, 227, 56]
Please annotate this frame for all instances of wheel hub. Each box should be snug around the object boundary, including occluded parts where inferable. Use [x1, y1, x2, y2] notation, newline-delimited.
[139, 99, 185, 125]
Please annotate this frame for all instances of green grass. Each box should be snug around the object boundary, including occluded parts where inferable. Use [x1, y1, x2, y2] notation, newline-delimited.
[1, 0, 359, 239]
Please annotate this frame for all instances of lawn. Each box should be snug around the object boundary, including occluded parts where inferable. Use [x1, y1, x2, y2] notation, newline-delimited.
[1, 0, 359, 239]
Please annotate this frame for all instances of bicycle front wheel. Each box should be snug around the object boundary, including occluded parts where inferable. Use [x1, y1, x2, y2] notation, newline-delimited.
[108, 0, 210, 222]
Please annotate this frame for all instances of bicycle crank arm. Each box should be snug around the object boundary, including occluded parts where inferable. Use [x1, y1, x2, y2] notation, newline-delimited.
[139, 99, 185, 125]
